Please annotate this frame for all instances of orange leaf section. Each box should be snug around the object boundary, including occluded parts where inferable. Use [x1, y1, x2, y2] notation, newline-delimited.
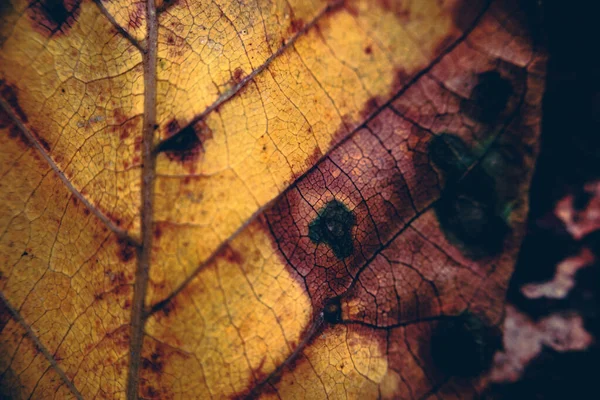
[1, 301, 77, 399]
[0, 0, 144, 235]
[0, 110, 136, 397]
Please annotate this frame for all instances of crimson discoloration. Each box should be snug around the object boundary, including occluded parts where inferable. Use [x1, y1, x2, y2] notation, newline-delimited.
[27, 0, 82, 38]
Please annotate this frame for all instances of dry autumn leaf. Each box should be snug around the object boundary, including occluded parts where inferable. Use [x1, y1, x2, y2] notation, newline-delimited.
[0, 0, 546, 398]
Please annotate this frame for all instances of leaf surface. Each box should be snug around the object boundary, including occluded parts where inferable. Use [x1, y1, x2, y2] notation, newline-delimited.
[0, 0, 546, 398]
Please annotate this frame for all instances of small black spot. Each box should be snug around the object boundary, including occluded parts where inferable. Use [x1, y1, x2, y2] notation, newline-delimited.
[461, 71, 513, 123]
[430, 312, 501, 377]
[21, 251, 29, 257]
[323, 297, 342, 324]
[155, 125, 202, 163]
[308, 200, 356, 259]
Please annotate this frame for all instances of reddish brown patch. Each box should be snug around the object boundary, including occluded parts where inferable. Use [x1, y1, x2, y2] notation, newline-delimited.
[364, 45, 372, 55]
[232, 67, 245, 85]
[128, 1, 145, 30]
[7, 125, 32, 148]
[27, 0, 82, 38]
[30, 129, 51, 152]
[288, 17, 305, 35]
[165, 119, 180, 137]
[432, 33, 460, 59]
[142, 351, 165, 373]
[113, 108, 127, 124]
[222, 245, 243, 265]
[116, 238, 136, 263]
[153, 225, 163, 239]
[0, 81, 28, 123]
[167, 35, 175, 45]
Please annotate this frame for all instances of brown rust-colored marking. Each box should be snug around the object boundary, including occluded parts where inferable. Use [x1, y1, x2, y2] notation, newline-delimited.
[30, 129, 51, 151]
[27, 0, 82, 38]
[1, 80, 28, 123]
[232, 67, 245, 85]
[116, 238, 136, 263]
[128, 1, 145, 30]
[222, 245, 243, 265]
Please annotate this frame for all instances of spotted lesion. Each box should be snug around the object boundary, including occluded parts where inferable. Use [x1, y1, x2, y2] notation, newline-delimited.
[308, 199, 357, 260]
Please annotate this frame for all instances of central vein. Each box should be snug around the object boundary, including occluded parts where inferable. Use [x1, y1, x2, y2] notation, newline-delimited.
[126, 1, 158, 398]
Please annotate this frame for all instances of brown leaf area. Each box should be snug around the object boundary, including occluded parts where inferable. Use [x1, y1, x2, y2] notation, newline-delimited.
[1, 0, 579, 399]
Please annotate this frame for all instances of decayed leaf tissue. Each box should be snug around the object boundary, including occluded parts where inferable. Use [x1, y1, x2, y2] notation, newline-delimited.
[1, 0, 592, 399]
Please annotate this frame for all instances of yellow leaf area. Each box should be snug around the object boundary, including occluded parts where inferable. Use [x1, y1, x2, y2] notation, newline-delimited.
[0, 110, 137, 398]
[0, 0, 546, 399]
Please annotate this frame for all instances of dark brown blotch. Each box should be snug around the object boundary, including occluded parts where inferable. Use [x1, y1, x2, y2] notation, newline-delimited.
[1, 80, 28, 123]
[156, 121, 211, 165]
[308, 199, 356, 260]
[116, 238, 136, 263]
[232, 67, 245, 85]
[430, 312, 501, 377]
[142, 351, 164, 374]
[429, 133, 512, 257]
[323, 297, 342, 324]
[27, 0, 82, 37]
[461, 71, 513, 124]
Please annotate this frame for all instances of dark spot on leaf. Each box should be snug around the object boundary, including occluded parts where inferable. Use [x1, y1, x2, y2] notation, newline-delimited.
[431, 312, 501, 377]
[323, 297, 342, 324]
[428, 133, 473, 178]
[153, 225, 162, 239]
[461, 71, 513, 123]
[364, 45, 372, 55]
[232, 67, 244, 84]
[116, 238, 136, 263]
[158, 0, 178, 14]
[27, 0, 82, 37]
[436, 193, 509, 256]
[31, 129, 51, 151]
[223, 245, 243, 265]
[156, 123, 204, 164]
[1, 80, 28, 123]
[308, 200, 356, 259]
[429, 134, 513, 257]
[289, 17, 304, 34]
[142, 351, 164, 373]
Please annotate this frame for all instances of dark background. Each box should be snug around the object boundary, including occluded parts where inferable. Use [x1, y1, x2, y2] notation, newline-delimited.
[492, 1, 599, 398]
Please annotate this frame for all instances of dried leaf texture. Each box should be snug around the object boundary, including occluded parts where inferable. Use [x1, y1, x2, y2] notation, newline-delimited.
[0, 0, 546, 399]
